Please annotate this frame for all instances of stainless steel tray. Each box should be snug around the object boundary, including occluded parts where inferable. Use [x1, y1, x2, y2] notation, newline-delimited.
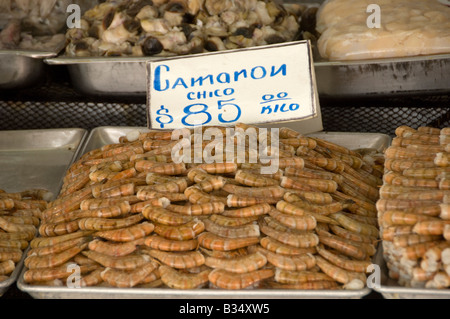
[45, 53, 450, 98]
[0, 49, 62, 90]
[373, 246, 450, 299]
[0, 128, 88, 296]
[18, 127, 390, 299]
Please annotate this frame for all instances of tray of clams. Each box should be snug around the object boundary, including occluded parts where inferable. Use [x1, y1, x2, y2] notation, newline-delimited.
[44, 0, 315, 96]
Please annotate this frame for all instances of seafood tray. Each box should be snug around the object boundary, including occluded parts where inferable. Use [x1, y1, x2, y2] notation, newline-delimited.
[0, 128, 88, 296]
[373, 246, 450, 299]
[0, 50, 62, 90]
[45, 52, 450, 98]
[17, 127, 390, 299]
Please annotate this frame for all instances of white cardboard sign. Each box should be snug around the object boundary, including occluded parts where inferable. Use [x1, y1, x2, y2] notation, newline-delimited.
[146, 40, 320, 130]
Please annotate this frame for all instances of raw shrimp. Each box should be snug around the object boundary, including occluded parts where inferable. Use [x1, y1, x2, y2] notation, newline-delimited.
[166, 202, 225, 216]
[159, 265, 211, 289]
[80, 196, 140, 210]
[208, 214, 258, 227]
[257, 247, 316, 271]
[316, 231, 367, 261]
[259, 236, 316, 256]
[23, 263, 99, 283]
[275, 200, 338, 225]
[204, 251, 267, 273]
[130, 198, 170, 213]
[27, 237, 90, 257]
[316, 245, 371, 273]
[269, 280, 339, 290]
[329, 225, 377, 245]
[82, 250, 151, 270]
[258, 219, 319, 248]
[88, 238, 144, 257]
[208, 268, 274, 289]
[94, 221, 154, 242]
[380, 210, 435, 227]
[79, 268, 105, 287]
[144, 235, 198, 252]
[330, 212, 379, 237]
[197, 231, 259, 251]
[142, 205, 193, 226]
[136, 189, 187, 202]
[315, 256, 366, 288]
[38, 220, 79, 237]
[412, 220, 450, 236]
[274, 268, 334, 284]
[303, 157, 344, 173]
[100, 261, 159, 288]
[142, 249, 205, 269]
[196, 163, 238, 174]
[153, 219, 205, 241]
[78, 213, 144, 231]
[25, 243, 86, 270]
[268, 209, 316, 231]
[47, 202, 132, 224]
[203, 218, 260, 238]
[226, 194, 278, 207]
[0, 248, 22, 263]
[222, 184, 285, 198]
[221, 203, 271, 218]
[30, 230, 93, 248]
[0, 216, 36, 234]
[403, 241, 444, 260]
[234, 170, 279, 187]
[0, 260, 15, 276]
[283, 190, 333, 205]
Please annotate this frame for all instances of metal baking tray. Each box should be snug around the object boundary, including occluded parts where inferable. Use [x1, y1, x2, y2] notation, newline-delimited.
[373, 245, 450, 299]
[18, 127, 390, 299]
[45, 52, 450, 98]
[0, 49, 63, 90]
[0, 128, 88, 296]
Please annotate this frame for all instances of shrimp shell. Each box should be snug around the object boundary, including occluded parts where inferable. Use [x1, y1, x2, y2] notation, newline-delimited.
[144, 235, 198, 252]
[88, 238, 144, 257]
[94, 222, 154, 242]
[208, 268, 274, 290]
[226, 194, 278, 207]
[78, 213, 144, 231]
[274, 269, 334, 284]
[166, 202, 225, 216]
[234, 170, 279, 187]
[268, 209, 316, 231]
[259, 236, 316, 256]
[100, 261, 159, 288]
[23, 263, 98, 283]
[330, 212, 379, 237]
[257, 247, 316, 271]
[258, 219, 319, 248]
[142, 249, 205, 269]
[159, 265, 211, 289]
[0, 249, 22, 263]
[197, 231, 259, 251]
[205, 252, 267, 273]
[142, 205, 193, 226]
[25, 244, 86, 270]
[221, 203, 271, 218]
[317, 231, 367, 260]
[222, 184, 285, 198]
[203, 219, 260, 238]
[153, 219, 205, 241]
[208, 214, 258, 227]
[315, 256, 366, 287]
[412, 220, 450, 236]
[316, 245, 371, 273]
[82, 250, 151, 270]
[0, 260, 15, 276]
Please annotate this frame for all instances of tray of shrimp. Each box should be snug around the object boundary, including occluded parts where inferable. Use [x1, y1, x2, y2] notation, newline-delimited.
[0, 128, 88, 296]
[17, 124, 390, 299]
[374, 125, 450, 299]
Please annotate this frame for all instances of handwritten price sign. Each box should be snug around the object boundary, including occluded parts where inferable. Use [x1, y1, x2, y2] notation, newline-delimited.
[147, 41, 320, 130]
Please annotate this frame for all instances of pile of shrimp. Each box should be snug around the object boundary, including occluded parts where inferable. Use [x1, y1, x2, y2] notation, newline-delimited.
[23, 123, 384, 290]
[0, 188, 52, 282]
[378, 125, 450, 289]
